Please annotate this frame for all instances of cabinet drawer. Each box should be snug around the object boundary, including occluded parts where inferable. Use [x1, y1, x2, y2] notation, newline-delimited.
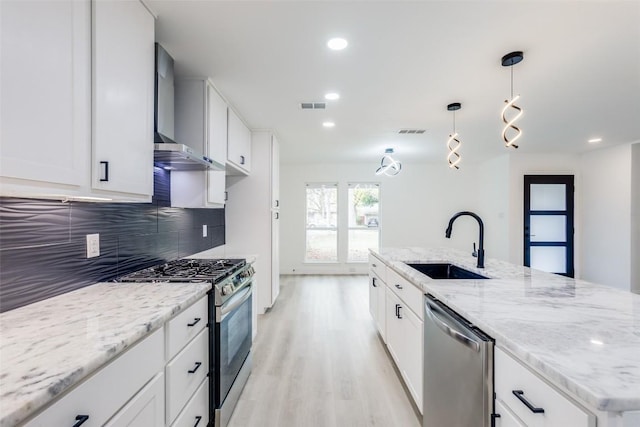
[386, 268, 423, 320]
[495, 398, 526, 427]
[166, 328, 209, 425]
[24, 327, 164, 427]
[369, 254, 387, 282]
[171, 378, 209, 427]
[166, 296, 208, 360]
[495, 347, 595, 427]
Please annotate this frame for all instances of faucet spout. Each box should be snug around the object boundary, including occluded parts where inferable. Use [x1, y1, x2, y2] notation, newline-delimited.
[445, 211, 485, 268]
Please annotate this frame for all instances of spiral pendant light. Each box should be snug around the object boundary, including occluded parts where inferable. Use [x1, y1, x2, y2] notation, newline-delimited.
[375, 148, 402, 176]
[446, 103, 462, 169]
[501, 51, 524, 149]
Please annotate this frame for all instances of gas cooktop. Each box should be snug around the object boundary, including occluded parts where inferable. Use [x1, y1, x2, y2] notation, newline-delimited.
[119, 258, 246, 283]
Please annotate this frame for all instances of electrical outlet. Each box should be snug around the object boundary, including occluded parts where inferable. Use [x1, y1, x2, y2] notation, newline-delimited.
[202, 224, 208, 237]
[86, 234, 100, 258]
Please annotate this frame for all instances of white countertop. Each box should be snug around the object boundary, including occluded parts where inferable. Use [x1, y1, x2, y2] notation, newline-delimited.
[371, 247, 640, 413]
[0, 281, 211, 427]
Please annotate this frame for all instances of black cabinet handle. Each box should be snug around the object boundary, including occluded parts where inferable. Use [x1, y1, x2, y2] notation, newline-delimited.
[395, 284, 403, 290]
[73, 415, 89, 427]
[188, 362, 202, 374]
[275, 212, 279, 220]
[240, 155, 245, 165]
[397, 305, 403, 319]
[372, 263, 377, 267]
[275, 200, 279, 207]
[99, 161, 109, 182]
[187, 318, 201, 327]
[491, 413, 501, 427]
[372, 277, 377, 287]
[194, 415, 202, 427]
[512, 390, 545, 413]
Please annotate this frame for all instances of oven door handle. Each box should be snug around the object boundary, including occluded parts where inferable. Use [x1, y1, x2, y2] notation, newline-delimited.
[217, 285, 252, 322]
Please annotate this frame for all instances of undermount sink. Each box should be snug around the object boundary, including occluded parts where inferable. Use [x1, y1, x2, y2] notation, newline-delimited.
[406, 263, 489, 280]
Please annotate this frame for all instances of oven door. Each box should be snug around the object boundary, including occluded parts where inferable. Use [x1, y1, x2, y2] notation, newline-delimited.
[215, 281, 253, 406]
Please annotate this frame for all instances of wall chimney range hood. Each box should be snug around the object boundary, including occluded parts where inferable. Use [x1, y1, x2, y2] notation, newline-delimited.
[154, 44, 224, 171]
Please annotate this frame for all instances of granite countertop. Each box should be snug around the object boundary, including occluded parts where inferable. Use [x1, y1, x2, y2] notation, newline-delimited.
[371, 247, 640, 413]
[0, 281, 211, 427]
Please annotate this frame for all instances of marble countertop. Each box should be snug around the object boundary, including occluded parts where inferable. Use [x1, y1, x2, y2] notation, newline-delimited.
[371, 247, 640, 413]
[0, 281, 210, 427]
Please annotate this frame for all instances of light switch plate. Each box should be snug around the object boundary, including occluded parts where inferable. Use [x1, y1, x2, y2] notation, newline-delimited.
[86, 234, 100, 258]
[202, 224, 208, 237]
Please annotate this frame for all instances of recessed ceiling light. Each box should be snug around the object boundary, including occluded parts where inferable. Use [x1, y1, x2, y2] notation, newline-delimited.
[588, 138, 602, 144]
[327, 38, 348, 50]
[590, 339, 604, 345]
[325, 92, 340, 101]
[323, 121, 335, 128]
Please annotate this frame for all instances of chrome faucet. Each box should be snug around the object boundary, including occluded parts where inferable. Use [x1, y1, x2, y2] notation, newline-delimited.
[445, 211, 485, 268]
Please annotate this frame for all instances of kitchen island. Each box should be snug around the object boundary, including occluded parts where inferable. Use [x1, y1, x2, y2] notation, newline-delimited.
[370, 247, 640, 427]
[0, 281, 211, 427]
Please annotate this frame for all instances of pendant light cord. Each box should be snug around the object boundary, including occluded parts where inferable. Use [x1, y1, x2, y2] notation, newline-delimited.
[510, 65, 514, 99]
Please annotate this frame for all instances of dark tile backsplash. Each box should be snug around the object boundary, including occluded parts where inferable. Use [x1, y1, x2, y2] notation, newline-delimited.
[0, 169, 225, 312]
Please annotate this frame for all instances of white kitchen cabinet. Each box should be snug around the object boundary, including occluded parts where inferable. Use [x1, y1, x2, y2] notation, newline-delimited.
[225, 131, 280, 314]
[24, 328, 164, 426]
[226, 109, 252, 175]
[171, 378, 209, 427]
[382, 273, 423, 413]
[368, 255, 386, 341]
[0, 0, 91, 198]
[104, 373, 165, 427]
[91, 0, 154, 201]
[172, 78, 228, 207]
[495, 347, 595, 427]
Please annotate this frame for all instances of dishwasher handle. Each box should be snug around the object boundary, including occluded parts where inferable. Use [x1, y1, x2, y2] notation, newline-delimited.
[425, 299, 480, 352]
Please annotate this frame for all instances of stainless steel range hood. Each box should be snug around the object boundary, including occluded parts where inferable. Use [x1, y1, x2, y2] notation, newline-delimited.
[153, 44, 224, 171]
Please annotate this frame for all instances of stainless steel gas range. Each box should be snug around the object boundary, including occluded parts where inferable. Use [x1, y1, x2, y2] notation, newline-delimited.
[119, 258, 254, 427]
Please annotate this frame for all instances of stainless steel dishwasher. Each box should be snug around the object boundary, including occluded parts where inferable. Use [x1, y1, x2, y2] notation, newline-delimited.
[423, 294, 495, 427]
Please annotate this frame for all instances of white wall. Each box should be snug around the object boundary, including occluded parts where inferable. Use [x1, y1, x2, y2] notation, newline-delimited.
[279, 162, 482, 274]
[632, 143, 640, 294]
[580, 144, 632, 291]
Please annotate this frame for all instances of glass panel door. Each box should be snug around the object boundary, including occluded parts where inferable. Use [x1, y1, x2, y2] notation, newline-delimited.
[524, 175, 574, 277]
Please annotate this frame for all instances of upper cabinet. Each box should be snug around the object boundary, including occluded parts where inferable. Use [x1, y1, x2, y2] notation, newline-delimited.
[0, 0, 154, 202]
[227, 109, 251, 175]
[172, 79, 228, 207]
[91, 0, 154, 200]
[0, 0, 91, 197]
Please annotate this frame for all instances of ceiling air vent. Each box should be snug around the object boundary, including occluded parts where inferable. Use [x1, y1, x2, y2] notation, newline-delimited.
[399, 129, 426, 134]
[300, 102, 326, 110]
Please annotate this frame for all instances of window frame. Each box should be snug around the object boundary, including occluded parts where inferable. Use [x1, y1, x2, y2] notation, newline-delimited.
[304, 182, 339, 263]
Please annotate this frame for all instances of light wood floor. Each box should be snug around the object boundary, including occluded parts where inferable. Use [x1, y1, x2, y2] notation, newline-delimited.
[228, 275, 422, 427]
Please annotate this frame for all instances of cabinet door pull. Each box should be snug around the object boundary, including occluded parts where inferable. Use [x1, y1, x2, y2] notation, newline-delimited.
[395, 304, 400, 318]
[512, 390, 545, 413]
[491, 413, 501, 427]
[240, 155, 245, 165]
[188, 362, 202, 374]
[187, 317, 201, 327]
[275, 200, 279, 207]
[397, 305, 403, 319]
[395, 284, 403, 290]
[194, 416, 203, 427]
[372, 277, 377, 287]
[99, 161, 109, 182]
[72, 415, 89, 427]
[372, 263, 377, 268]
[275, 212, 279, 220]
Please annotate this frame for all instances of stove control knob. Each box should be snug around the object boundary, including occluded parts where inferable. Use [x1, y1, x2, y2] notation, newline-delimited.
[223, 285, 233, 295]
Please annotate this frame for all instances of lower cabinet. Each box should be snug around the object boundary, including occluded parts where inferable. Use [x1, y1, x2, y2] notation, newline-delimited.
[21, 295, 210, 427]
[368, 272, 386, 341]
[494, 347, 595, 427]
[385, 286, 423, 413]
[495, 399, 526, 427]
[24, 327, 165, 426]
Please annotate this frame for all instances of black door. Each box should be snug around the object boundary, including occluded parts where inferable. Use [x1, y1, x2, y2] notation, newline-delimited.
[524, 175, 575, 277]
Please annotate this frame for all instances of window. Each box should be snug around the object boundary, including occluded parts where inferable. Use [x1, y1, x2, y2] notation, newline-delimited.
[348, 183, 380, 262]
[305, 183, 338, 262]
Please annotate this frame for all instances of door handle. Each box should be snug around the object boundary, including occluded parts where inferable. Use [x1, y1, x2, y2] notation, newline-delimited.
[188, 362, 202, 374]
[425, 299, 481, 352]
[99, 161, 109, 182]
[72, 415, 89, 427]
[512, 390, 545, 413]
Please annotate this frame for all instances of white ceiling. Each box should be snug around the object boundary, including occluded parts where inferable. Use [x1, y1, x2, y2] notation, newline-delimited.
[148, 0, 640, 166]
